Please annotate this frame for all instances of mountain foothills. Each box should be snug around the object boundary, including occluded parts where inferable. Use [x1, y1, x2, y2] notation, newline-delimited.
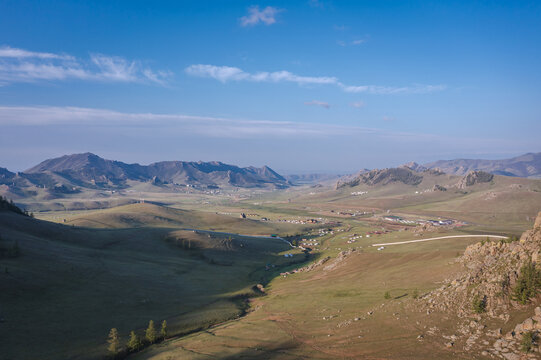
[420, 152, 541, 178]
[0, 152, 289, 193]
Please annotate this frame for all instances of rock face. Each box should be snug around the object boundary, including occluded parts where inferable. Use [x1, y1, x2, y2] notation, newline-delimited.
[401, 161, 427, 172]
[336, 168, 423, 188]
[456, 171, 494, 189]
[416, 213, 541, 358]
[423, 212, 541, 318]
[432, 184, 447, 192]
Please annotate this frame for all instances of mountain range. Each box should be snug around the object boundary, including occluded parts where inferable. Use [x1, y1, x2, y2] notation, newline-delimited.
[0, 153, 289, 193]
[402, 152, 541, 178]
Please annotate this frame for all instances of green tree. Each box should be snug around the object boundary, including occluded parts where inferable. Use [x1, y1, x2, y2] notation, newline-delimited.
[145, 320, 157, 344]
[512, 260, 541, 304]
[384, 291, 391, 299]
[107, 328, 120, 357]
[126, 331, 141, 352]
[160, 320, 167, 339]
[472, 294, 486, 313]
[412, 289, 419, 299]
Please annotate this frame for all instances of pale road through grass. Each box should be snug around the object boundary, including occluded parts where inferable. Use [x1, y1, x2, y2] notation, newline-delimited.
[371, 234, 509, 247]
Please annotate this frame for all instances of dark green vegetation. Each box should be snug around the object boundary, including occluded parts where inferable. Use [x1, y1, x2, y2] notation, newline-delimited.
[521, 331, 537, 353]
[472, 294, 486, 313]
[512, 260, 541, 305]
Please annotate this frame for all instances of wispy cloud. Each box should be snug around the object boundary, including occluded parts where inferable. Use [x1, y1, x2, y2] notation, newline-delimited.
[0, 46, 171, 85]
[186, 63, 446, 95]
[0, 46, 74, 60]
[340, 83, 446, 95]
[350, 100, 365, 108]
[304, 100, 330, 109]
[239, 6, 282, 27]
[185, 64, 337, 86]
[337, 38, 367, 47]
[0, 105, 368, 138]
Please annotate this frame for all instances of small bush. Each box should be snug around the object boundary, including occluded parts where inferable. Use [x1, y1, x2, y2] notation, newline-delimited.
[384, 291, 391, 299]
[512, 260, 541, 304]
[521, 331, 536, 352]
[412, 289, 419, 299]
[472, 294, 486, 313]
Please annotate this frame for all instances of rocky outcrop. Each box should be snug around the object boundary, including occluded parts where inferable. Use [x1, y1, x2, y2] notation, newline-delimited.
[423, 213, 541, 318]
[415, 213, 541, 358]
[337, 168, 423, 188]
[456, 171, 494, 189]
[432, 184, 447, 192]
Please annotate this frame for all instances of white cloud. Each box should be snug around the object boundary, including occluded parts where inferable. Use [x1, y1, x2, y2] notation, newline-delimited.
[186, 63, 446, 95]
[340, 83, 446, 95]
[0, 46, 74, 60]
[352, 39, 366, 45]
[185, 64, 337, 86]
[0, 46, 170, 85]
[304, 100, 330, 109]
[350, 100, 365, 108]
[239, 6, 281, 27]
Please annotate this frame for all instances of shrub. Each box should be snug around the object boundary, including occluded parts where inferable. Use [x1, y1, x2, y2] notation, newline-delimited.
[512, 260, 541, 305]
[412, 289, 419, 299]
[384, 291, 391, 299]
[521, 331, 536, 352]
[472, 294, 486, 313]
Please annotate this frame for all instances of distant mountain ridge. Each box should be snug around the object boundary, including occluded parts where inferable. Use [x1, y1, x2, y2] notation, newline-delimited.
[423, 152, 541, 178]
[3, 153, 289, 190]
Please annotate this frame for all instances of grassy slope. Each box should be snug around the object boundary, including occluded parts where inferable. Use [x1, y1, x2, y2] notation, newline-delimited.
[132, 221, 489, 359]
[0, 204, 313, 360]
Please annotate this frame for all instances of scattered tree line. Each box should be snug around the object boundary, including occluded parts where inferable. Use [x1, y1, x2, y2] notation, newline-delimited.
[106, 320, 167, 359]
[0, 196, 32, 217]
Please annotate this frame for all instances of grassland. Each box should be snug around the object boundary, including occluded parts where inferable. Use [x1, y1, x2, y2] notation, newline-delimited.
[2, 173, 541, 359]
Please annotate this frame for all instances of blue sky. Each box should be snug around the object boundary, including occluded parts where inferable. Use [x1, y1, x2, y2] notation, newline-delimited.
[0, 0, 540, 173]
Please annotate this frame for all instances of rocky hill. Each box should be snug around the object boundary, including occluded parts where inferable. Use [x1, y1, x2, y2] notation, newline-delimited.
[416, 213, 541, 357]
[424, 152, 541, 178]
[336, 167, 428, 189]
[2, 153, 289, 191]
[456, 170, 494, 189]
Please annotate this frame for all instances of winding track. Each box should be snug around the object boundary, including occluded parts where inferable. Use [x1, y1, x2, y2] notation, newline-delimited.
[371, 234, 508, 247]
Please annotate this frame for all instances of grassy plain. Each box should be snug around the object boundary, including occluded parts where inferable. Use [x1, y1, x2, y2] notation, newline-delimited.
[2, 174, 541, 359]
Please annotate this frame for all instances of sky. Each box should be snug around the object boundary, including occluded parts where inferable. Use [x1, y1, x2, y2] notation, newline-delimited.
[0, 0, 540, 174]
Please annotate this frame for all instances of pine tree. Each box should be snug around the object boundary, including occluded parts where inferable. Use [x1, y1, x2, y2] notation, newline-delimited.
[145, 320, 157, 344]
[107, 328, 120, 356]
[160, 320, 167, 339]
[126, 331, 141, 352]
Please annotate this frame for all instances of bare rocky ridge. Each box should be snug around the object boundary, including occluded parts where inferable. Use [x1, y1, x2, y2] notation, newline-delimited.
[456, 170, 494, 189]
[336, 167, 424, 188]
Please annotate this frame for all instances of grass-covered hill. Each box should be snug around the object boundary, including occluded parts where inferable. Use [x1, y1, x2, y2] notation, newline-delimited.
[0, 203, 310, 360]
